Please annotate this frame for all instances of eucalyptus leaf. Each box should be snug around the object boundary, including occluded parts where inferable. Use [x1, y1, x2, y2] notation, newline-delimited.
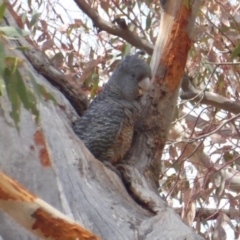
[37, 83, 57, 104]
[0, 2, 6, 23]
[0, 39, 6, 77]
[232, 43, 240, 58]
[146, 12, 151, 30]
[0, 26, 29, 38]
[3, 68, 21, 130]
[28, 71, 44, 103]
[30, 12, 41, 28]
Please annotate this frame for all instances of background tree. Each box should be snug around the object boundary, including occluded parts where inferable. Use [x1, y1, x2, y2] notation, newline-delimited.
[0, 0, 239, 239]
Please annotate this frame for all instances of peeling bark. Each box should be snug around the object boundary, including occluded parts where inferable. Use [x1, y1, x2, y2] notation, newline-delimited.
[123, 0, 202, 203]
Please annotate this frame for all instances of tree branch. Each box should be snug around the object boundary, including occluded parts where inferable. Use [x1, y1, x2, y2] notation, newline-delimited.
[128, 0, 201, 183]
[121, 0, 202, 213]
[0, 170, 101, 240]
[74, 0, 154, 55]
[169, 121, 240, 196]
[24, 49, 89, 116]
[181, 74, 240, 114]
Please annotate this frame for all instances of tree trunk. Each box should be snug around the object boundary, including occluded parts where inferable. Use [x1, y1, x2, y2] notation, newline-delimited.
[0, 1, 204, 239]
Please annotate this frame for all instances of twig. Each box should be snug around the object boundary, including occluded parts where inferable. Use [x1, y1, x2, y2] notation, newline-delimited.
[206, 61, 240, 65]
[190, 113, 240, 141]
[74, 0, 154, 55]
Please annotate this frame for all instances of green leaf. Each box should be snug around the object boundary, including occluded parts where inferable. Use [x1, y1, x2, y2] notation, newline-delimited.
[146, 12, 151, 30]
[232, 43, 240, 58]
[0, 2, 6, 23]
[28, 71, 57, 106]
[174, 106, 179, 120]
[15, 69, 31, 110]
[5, 56, 18, 73]
[0, 39, 6, 77]
[15, 46, 31, 51]
[28, 71, 44, 103]
[13, 69, 39, 123]
[0, 26, 29, 38]
[37, 83, 57, 104]
[3, 67, 11, 96]
[90, 74, 99, 99]
[29, 12, 41, 28]
[0, 77, 5, 96]
[223, 152, 231, 162]
[67, 26, 74, 36]
[3, 67, 40, 127]
[9, 86, 21, 131]
[205, 62, 214, 73]
[25, 90, 40, 123]
[122, 43, 131, 56]
[3, 68, 21, 130]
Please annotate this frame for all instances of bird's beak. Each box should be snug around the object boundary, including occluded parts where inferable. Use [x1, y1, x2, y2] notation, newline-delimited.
[138, 77, 151, 95]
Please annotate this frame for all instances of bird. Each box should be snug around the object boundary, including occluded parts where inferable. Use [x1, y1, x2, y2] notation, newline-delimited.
[73, 52, 152, 168]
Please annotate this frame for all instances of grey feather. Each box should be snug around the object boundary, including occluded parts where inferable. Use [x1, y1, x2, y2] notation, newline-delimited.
[73, 53, 152, 163]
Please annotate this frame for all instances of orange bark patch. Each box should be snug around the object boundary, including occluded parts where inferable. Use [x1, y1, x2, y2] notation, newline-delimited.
[34, 130, 51, 167]
[161, 4, 192, 91]
[32, 208, 101, 240]
[0, 171, 36, 201]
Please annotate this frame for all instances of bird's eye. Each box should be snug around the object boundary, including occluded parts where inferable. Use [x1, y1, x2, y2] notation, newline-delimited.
[131, 73, 135, 78]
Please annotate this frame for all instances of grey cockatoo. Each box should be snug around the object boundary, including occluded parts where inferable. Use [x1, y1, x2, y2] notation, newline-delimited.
[73, 52, 151, 166]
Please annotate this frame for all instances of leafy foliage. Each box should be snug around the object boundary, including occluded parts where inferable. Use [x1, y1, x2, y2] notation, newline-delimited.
[0, 2, 56, 129]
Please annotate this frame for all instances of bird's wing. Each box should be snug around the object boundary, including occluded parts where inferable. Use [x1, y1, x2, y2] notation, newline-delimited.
[73, 99, 124, 159]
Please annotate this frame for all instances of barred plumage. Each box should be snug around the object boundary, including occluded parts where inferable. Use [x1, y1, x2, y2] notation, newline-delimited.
[73, 53, 151, 165]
